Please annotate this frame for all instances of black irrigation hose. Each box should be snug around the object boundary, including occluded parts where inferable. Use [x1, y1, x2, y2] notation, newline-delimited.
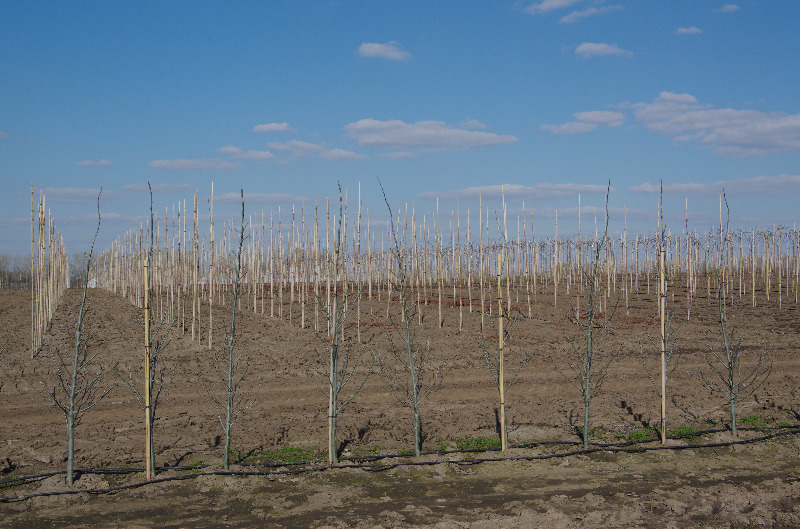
[2, 426, 799, 504]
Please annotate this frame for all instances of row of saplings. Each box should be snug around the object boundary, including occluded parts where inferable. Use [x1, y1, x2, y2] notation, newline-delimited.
[29, 188, 773, 487]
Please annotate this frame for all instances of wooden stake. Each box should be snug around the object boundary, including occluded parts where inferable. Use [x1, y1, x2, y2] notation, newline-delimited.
[498, 252, 507, 452]
[144, 253, 153, 479]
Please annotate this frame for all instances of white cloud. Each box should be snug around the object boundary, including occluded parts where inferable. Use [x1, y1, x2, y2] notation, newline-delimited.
[419, 183, 610, 201]
[266, 140, 325, 157]
[560, 5, 622, 23]
[524, 0, 583, 15]
[630, 174, 800, 197]
[216, 192, 309, 203]
[541, 110, 625, 135]
[676, 26, 703, 35]
[148, 158, 241, 170]
[320, 148, 366, 161]
[656, 92, 698, 104]
[218, 146, 275, 160]
[460, 119, 488, 130]
[253, 122, 291, 133]
[632, 92, 800, 156]
[573, 111, 625, 126]
[715, 4, 739, 13]
[345, 119, 517, 152]
[540, 121, 598, 134]
[575, 42, 632, 58]
[548, 92, 800, 157]
[76, 159, 113, 166]
[357, 41, 412, 61]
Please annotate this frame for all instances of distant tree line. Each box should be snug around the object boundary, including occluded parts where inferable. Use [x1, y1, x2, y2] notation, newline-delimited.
[0, 253, 94, 290]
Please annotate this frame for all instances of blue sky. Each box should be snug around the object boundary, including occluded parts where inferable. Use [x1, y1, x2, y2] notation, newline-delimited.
[2, 1, 800, 255]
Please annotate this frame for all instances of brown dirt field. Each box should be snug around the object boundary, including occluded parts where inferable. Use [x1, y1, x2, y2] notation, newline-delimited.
[1, 282, 799, 528]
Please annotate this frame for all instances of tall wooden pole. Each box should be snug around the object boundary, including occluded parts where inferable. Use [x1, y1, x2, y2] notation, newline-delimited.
[30, 183, 35, 358]
[659, 245, 667, 444]
[498, 252, 507, 452]
[208, 183, 214, 349]
[144, 253, 153, 479]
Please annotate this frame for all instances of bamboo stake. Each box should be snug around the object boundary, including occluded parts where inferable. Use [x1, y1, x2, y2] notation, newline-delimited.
[498, 252, 507, 452]
[144, 253, 153, 479]
[659, 240, 667, 444]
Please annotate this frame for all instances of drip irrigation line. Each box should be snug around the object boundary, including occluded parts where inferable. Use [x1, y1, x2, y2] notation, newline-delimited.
[2, 426, 798, 503]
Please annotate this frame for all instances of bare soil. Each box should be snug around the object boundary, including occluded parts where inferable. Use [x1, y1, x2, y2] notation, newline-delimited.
[1, 282, 799, 528]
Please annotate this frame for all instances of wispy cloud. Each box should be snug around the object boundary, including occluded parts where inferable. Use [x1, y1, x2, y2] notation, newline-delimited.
[357, 41, 412, 61]
[76, 159, 113, 166]
[123, 183, 192, 193]
[0, 131, 7, 139]
[545, 92, 800, 157]
[419, 183, 610, 201]
[148, 158, 241, 171]
[266, 140, 325, 157]
[676, 26, 702, 34]
[345, 119, 517, 152]
[216, 192, 309, 203]
[632, 92, 800, 156]
[630, 174, 800, 196]
[42, 187, 117, 203]
[320, 148, 366, 161]
[575, 42, 632, 58]
[715, 4, 739, 13]
[252, 122, 291, 133]
[524, 0, 583, 15]
[460, 119, 488, 130]
[560, 5, 622, 23]
[541, 110, 625, 134]
[218, 146, 275, 160]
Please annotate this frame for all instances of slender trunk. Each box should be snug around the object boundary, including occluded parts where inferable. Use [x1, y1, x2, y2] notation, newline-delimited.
[223, 422, 231, 469]
[583, 396, 590, 450]
[66, 413, 75, 485]
[329, 298, 339, 465]
[413, 401, 421, 457]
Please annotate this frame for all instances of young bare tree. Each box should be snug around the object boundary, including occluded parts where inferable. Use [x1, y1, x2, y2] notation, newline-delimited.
[696, 192, 771, 436]
[376, 182, 444, 456]
[639, 184, 689, 443]
[478, 254, 534, 450]
[116, 318, 173, 473]
[557, 184, 621, 450]
[304, 183, 373, 465]
[40, 190, 115, 485]
[205, 187, 257, 469]
[115, 183, 175, 476]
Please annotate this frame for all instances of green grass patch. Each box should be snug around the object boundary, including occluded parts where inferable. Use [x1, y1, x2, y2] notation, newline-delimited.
[453, 436, 501, 451]
[669, 425, 707, 440]
[576, 427, 607, 441]
[0, 478, 23, 490]
[627, 428, 657, 442]
[740, 415, 765, 426]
